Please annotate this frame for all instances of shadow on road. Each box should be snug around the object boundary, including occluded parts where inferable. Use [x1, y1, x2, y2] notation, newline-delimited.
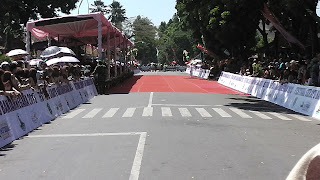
[226, 96, 301, 114]
[106, 75, 143, 94]
[0, 143, 16, 156]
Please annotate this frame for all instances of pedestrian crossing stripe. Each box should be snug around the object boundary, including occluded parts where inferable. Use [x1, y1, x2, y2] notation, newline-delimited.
[103, 108, 119, 118]
[287, 114, 311, 122]
[142, 107, 153, 117]
[63, 109, 86, 119]
[268, 112, 292, 121]
[82, 108, 102, 118]
[196, 108, 212, 118]
[249, 111, 272, 120]
[62, 107, 313, 122]
[212, 108, 232, 117]
[229, 108, 252, 118]
[123, 108, 136, 117]
[178, 108, 192, 117]
[161, 107, 172, 117]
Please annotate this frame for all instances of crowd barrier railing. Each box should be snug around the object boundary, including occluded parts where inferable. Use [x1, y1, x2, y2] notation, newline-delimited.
[0, 78, 98, 148]
[186, 67, 210, 79]
[218, 71, 320, 119]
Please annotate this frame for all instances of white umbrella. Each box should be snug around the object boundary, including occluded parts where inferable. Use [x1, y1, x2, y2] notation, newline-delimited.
[59, 47, 76, 56]
[28, 59, 43, 66]
[59, 56, 80, 63]
[6, 49, 29, 57]
[46, 56, 80, 66]
[41, 46, 61, 58]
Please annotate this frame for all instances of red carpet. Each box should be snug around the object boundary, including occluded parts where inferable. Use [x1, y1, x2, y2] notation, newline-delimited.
[107, 75, 245, 94]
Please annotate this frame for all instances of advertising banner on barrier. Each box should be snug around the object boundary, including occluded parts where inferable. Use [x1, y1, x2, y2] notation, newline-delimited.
[218, 71, 320, 119]
[0, 78, 97, 148]
[0, 117, 13, 147]
[185, 67, 210, 79]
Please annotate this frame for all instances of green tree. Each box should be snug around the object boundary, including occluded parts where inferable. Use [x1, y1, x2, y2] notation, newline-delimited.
[176, 0, 320, 59]
[157, 14, 198, 65]
[132, 16, 157, 64]
[266, 0, 319, 56]
[107, 1, 127, 31]
[0, 0, 78, 52]
[176, 0, 262, 60]
[122, 17, 135, 40]
[89, 0, 108, 14]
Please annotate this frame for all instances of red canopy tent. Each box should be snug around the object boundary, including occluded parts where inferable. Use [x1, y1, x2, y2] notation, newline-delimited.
[26, 12, 133, 60]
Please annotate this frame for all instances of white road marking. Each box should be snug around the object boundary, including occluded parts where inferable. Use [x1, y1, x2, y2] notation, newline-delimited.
[196, 108, 212, 118]
[152, 104, 283, 109]
[153, 104, 212, 107]
[102, 108, 119, 118]
[142, 107, 153, 117]
[212, 108, 232, 117]
[148, 92, 154, 107]
[82, 108, 102, 118]
[123, 108, 136, 117]
[288, 114, 312, 122]
[229, 108, 252, 118]
[27, 132, 148, 180]
[268, 112, 292, 120]
[27, 132, 144, 138]
[161, 107, 172, 117]
[249, 111, 272, 119]
[129, 132, 147, 180]
[179, 108, 192, 117]
[62, 109, 85, 119]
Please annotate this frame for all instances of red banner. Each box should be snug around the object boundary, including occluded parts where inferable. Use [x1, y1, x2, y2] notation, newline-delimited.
[196, 44, 216, 57]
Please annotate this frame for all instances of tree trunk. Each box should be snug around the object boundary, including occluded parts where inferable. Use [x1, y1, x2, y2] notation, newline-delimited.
[274, 31, 279, 58]
[262, 19, 269, 56]
[310, 22, 319, 56]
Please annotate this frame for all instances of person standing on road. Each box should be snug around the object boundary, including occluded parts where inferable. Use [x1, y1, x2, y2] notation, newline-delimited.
[189, 64, 194, 78]
[92, 60, 107, 95]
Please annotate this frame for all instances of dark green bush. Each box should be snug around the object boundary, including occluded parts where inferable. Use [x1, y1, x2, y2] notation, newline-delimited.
[0, 55, 12, 64]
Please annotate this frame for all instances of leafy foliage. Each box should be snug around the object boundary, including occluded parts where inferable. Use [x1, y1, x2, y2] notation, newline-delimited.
[156, 14, 198, 65]
[0, 0, 79, 52]
[0, 55, 12, 64]
[90, 0, 127, 31]
[90, 0, 108, 14]
[107, 1, 127, 31]
[176, 0, 262, 60]
[132, 16, 157, 64]
[176, 0, 320, 59]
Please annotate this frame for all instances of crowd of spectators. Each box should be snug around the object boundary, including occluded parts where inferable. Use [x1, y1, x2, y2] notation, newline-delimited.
[209, 54, 320, 86]
[0, 60, 92, 97]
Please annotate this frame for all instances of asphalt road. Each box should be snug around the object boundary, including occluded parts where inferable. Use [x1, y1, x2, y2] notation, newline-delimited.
[1, 72, 320, 180]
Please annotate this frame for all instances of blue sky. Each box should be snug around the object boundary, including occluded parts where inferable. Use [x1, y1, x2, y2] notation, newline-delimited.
[68, 0, 177, 26]
[68, 1, 320, 26]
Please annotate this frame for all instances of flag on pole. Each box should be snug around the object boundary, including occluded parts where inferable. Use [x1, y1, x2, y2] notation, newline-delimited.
[262, 4, 305, 49]
[196, 44, 216, 57]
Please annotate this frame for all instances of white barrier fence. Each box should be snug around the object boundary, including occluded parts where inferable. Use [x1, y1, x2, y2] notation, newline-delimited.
[0, 78, 98, 148]
[186, 67, 210, 79]
[218, 72, 320, 119]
